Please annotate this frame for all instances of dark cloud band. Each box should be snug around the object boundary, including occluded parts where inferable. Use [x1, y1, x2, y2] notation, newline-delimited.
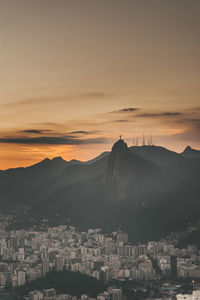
[110, 107, 139, 113]
[138, 112, 182, 118]
[21, 129, 52, 134]
[0, 136, 107, 145]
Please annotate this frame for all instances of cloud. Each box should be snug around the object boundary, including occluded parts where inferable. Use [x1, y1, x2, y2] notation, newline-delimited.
[110, 107, 139, 113]
[0, 136, 107, 145]
[3, 97, 68, 107]
[111, 119, 130, 123]
[137, 112, 182, 118]
[21, 129, 52, 134]
[2, 91, 109, 108]
[69, 130, 100, 135]
[176, 118, 200, 126]
[163, 112, 182, 116]
[167, 128, 200, 143]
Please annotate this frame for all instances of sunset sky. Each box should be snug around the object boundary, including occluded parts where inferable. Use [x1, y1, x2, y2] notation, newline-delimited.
[0, 0, 200, 169]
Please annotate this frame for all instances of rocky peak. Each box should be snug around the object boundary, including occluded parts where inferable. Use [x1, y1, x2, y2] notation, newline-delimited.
[103, 139, 131, 183]
[181, 145, 200, 158]
[184, 145, 192, 151]
[111, 138, 128, 154]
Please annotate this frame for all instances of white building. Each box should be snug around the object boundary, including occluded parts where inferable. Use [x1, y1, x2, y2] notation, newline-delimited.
[177, 290, 200, 299]
[17, 271, 26, 286]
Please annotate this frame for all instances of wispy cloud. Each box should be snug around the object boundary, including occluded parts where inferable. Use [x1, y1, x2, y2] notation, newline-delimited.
[21, 129, 52, 134]
[110, 107, 139, 113]
[69, 130, 100, 135]
[2, 91, 109, 108]
[137, 112, 182, 118]
[0, 136, 107, 145]
[2, 97, 69, 107]
[111, 119, 130, 123]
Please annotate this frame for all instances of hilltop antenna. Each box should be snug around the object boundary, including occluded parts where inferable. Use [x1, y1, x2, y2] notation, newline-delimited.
[133, 138, 135, 146]
[136, 136, 138, 146]
[148, 136, 151, 146]
[142, 133, 145, 146]
[150, 134, 153, 146]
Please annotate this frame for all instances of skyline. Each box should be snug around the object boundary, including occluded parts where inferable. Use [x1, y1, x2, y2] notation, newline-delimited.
[0, 0, 200, 169]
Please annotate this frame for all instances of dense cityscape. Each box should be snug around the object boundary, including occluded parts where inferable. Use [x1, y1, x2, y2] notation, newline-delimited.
[0, 213, 200, 300]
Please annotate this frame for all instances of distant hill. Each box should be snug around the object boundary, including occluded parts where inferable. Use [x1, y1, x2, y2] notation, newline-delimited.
[16, 270, 106, 298]
[0, 154, 108, 208]
[181, 146, 200, 159]
[129, 145, 183, 167]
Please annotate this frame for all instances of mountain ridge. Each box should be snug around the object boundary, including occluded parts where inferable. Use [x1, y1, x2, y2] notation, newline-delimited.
[2, 143, 200, 172]
[1, 140, 200, 243]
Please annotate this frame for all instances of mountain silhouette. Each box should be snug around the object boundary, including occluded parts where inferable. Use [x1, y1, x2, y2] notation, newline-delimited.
[1, 140, 200, 243]
[103, 139, 155, 184]
[129, 145, 183, 167]
[181, 145, 200, 159]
